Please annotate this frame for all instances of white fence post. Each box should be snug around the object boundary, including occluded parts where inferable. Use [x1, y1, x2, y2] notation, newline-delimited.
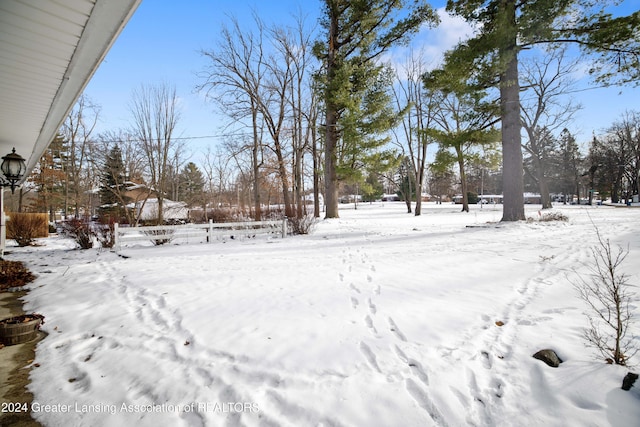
[114, 223, 120, 251]
[113, 220, 286, 249]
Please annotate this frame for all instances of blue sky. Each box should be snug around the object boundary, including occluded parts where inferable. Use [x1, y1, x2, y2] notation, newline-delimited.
[84, 0, 639, 160]
[85, 0, 325, 159]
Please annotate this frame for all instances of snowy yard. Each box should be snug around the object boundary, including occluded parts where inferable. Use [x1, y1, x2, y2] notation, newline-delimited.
[9, 203, 640, 426]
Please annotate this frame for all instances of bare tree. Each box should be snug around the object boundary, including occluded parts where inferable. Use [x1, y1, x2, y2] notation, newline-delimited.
[520, 49, 582, 209]
[129, 83, 181, 225]
[260, 25, 295, 218]
[272, 15, 318, 219]
[201, 146, 233, 219]
[574, 227, 637, 366]
[392, 50, 435, 216]
[61, 94, 100, 217]
[164, 141, 189, 202]
[198, 15, 267, 221]
[223, 137, 260, 215]
[596, 111, 640, 203]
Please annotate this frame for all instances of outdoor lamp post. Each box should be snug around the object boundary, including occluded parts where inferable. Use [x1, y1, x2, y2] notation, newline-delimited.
[1, 148, 27, 194]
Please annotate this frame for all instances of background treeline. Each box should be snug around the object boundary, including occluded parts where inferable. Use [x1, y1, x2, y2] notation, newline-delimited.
[5, 2, 639, 223]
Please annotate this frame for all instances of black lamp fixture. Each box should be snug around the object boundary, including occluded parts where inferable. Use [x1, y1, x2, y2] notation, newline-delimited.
[1, 148, 27, 194]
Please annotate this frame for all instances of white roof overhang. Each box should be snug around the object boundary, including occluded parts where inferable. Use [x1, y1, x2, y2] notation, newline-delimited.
[0, 0, 141, 181]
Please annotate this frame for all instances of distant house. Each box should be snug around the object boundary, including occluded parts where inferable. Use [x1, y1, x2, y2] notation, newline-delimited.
[131, 198, 189, 223]
[121, 181, 154, 203]
[381, 194, 401, 202]
[476, 194, 503, 204]
[454, 193, 542, 204]
[523, 193, 542, 204]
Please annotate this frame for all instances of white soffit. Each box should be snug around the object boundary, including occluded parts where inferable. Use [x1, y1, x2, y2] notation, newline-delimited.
[0, 0, 141, 177]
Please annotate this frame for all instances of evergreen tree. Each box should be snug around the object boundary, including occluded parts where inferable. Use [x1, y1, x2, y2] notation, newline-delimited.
[557, 129, 583, 204]
[27, 133, 68, 221]
[442, 0, 640, 220]
[315, 0, 438, 218]
[338, 65, 402, 192]
[178, 162, 205, 207]
[98, 145, 129, 220]
[423, 73, 500, 212]
[361, 172, 384, 203]
[522, 127, 559, 208]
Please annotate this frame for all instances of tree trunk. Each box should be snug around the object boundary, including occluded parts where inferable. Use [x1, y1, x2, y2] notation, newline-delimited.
[414, 132, 427, 216]
[274, 141, 293, 218]
[312, 124, 321, 218]
[532, 156, 552, 209]
[251, 107, 262, 221]
[324, 7, 340, 219]
[294, 147, 304, 219]
[414, 182, 422, 216]
[404, 196, 412, 213]
[157, 197, 164, 225]
[324, 114, 339, 219]
[499, 1, 525, 221]
[456, 146, 469, 213]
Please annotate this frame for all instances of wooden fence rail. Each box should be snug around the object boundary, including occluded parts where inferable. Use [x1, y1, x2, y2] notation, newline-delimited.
[113, 219, 287, 251]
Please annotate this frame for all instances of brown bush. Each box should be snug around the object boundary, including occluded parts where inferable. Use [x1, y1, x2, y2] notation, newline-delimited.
[61, 218, 95, 249]
[6, 213, 48, 246]
[0, 260, 35, 290]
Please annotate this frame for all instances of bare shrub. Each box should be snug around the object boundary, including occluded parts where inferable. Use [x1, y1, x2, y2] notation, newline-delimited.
[6, 213, 48, 246]
[573, 228, 637, 366]
[143, 228, 174, 246]
[288, 215, 317, 235]
[0, 260, 35, 290]
[527, 211, 568, 223]
[95, 221, 116, 249]
[539, 211, 568, 222]
[61, 219, 95, 249]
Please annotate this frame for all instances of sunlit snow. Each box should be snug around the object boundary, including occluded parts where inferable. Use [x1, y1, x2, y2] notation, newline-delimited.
[9, 203, 640, 426]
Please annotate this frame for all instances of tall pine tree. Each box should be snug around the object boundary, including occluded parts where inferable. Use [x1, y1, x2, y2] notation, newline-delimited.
[178, 162, 205, 207]
[315, 0, 438, 218]
[98, 145, 129, 221]
[442, 0, 640, 220]
[28, 133, 68, 221]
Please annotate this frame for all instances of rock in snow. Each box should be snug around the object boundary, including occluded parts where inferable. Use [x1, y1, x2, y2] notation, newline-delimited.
[532, 349, 563, 368]
[622, 372, 638, 391]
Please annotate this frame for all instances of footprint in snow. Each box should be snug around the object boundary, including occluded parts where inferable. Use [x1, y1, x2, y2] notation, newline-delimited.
[359, 341, 381, 372]
[388, 317, 407, 342]
[367, 298, 377, 314]
[404, 378, 445, 424]
[364, 315, 378, 335]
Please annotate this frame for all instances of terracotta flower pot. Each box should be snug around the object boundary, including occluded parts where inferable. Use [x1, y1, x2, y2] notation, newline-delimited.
[0, 314, 44, 345]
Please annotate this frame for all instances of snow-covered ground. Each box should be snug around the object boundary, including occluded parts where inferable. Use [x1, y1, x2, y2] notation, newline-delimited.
[8, 203, 640, 426]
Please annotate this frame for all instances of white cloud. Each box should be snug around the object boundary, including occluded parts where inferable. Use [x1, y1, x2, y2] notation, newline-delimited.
[385, 7, 476, 75]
